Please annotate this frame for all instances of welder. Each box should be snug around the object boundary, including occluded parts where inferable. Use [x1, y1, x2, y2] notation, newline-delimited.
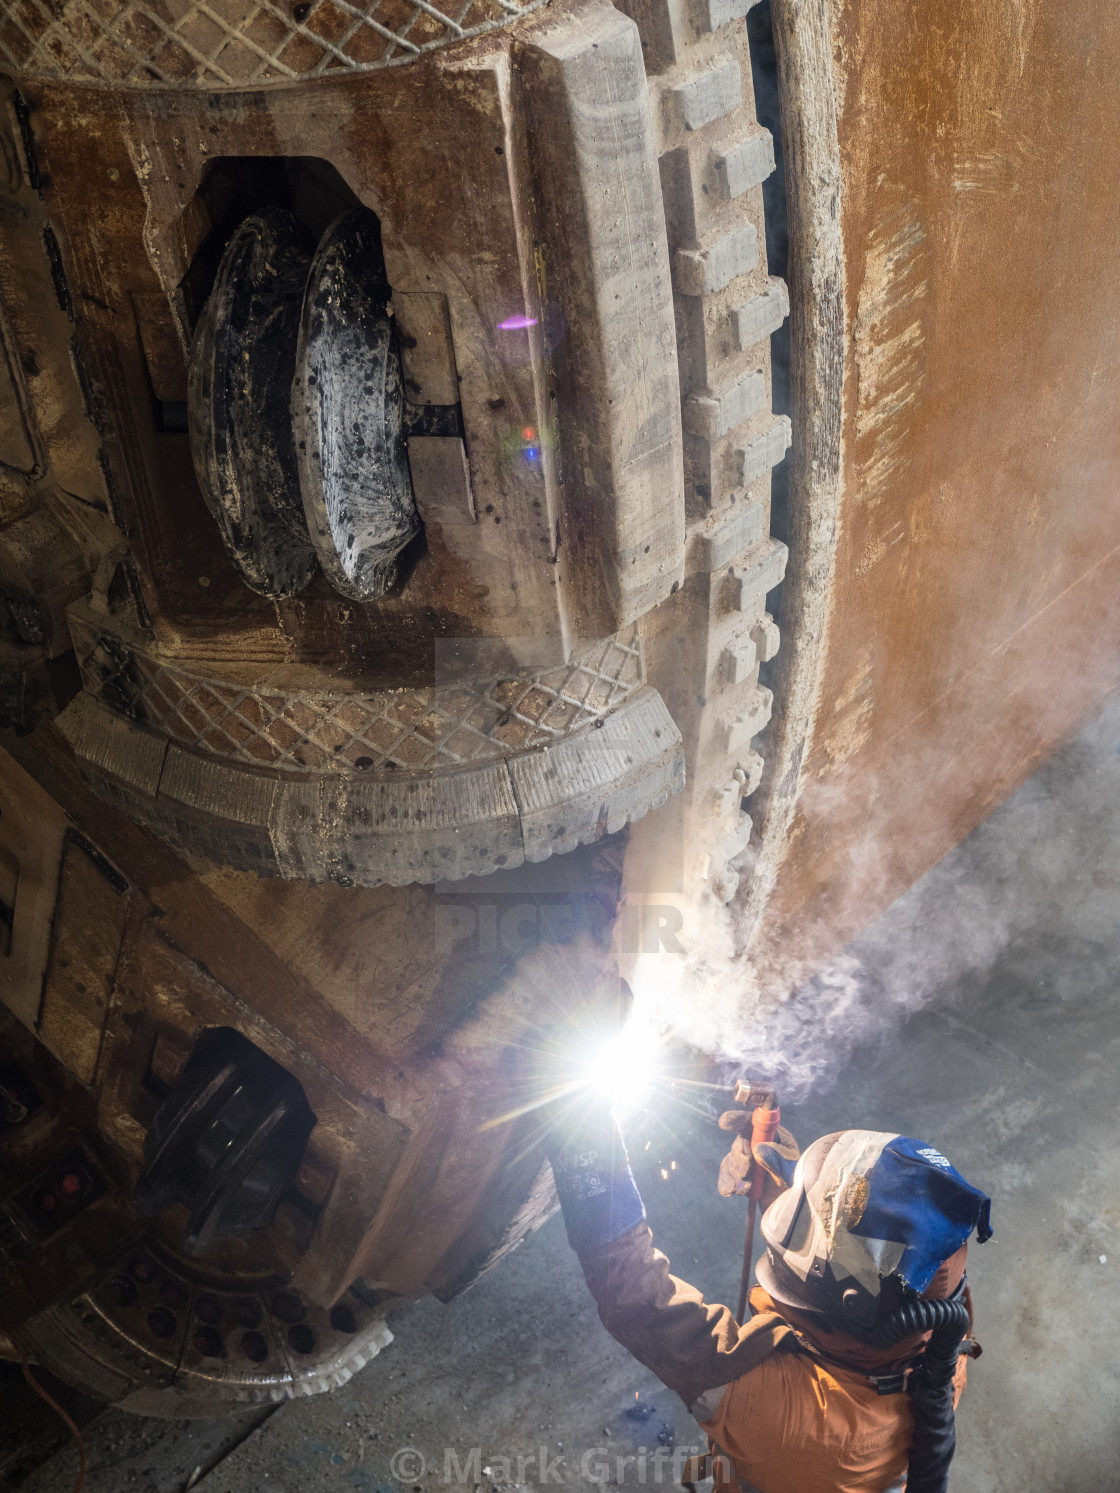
[542, 1085, 991, 1493]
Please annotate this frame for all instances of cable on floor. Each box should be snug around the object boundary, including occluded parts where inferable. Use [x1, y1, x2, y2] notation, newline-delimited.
[1, 1325, 88, 1493]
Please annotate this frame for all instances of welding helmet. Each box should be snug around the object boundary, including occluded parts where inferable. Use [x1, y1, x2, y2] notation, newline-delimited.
[756, 1129, 991, 1337]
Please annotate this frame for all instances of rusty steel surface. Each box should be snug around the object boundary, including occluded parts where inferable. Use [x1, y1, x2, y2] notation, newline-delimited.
[742, 0, 1120, 989]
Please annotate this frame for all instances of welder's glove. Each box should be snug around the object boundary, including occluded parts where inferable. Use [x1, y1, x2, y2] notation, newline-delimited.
[543, 1094, 646, 1254]
[717, 1113, 800, 1205]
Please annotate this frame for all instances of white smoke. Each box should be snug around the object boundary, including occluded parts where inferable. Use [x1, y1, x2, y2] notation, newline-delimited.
[618, 693, 1120, 1098]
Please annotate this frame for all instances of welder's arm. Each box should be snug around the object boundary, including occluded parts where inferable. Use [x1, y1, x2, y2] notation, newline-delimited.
[547, 1111, 792, 1410]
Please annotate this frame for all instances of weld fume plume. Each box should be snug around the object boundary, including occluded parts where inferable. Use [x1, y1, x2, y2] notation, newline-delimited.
[623, 828, 1026, 1103]
[619, 691, 1120, 1101]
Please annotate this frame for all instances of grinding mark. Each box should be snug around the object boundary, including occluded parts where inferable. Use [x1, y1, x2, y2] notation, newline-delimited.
[832, 534, 1120, 836]
[822, 642, 875, 772]
[952, 2, 1043, 157]
[944, 118, 1037, 279]
[960, 0, 1043, 99]
[854, 516, 906, 578]
[952, 151, 1019, 195]
[853, 213, 929, 508]
[1013, 0, 1042, 79]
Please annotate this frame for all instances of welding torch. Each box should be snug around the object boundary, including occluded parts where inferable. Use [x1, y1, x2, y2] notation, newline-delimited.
[729, 1079, 781, 1322]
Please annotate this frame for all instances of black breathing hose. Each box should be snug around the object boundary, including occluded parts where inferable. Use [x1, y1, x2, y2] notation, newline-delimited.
[866, 1294, 970, 1349]
[867, 1290, 971, 1493]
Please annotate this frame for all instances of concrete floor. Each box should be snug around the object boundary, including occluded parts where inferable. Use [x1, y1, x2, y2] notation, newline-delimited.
[9, 693, 1120, 1493]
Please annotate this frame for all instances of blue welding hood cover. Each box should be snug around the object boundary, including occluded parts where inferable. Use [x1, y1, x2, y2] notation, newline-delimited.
[761, 1129, 993, 1299]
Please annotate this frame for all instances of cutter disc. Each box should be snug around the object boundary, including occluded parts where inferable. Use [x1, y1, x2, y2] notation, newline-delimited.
[292, 210, 420, 600]
[187, 208, 318, 598]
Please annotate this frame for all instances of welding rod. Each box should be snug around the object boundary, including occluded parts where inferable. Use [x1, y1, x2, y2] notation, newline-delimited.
[737, 1197, 760, 1323]
[735, 1084, 780, 1323]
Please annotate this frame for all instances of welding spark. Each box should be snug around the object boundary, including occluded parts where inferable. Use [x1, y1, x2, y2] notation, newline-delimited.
[498, 314, 537, 330]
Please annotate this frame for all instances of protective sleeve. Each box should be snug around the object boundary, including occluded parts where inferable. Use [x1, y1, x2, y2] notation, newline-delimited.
[547, 1109, 646, 1253]
[575, 1222, 798, 1409]
[546, 1111, 795, 1407]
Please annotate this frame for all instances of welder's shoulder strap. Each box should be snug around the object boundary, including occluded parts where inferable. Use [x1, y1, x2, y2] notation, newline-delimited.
[578, 1223, 798, 1411]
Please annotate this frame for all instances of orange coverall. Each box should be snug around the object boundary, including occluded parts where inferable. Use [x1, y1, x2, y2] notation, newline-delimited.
[579, 1225, 969, 1493]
